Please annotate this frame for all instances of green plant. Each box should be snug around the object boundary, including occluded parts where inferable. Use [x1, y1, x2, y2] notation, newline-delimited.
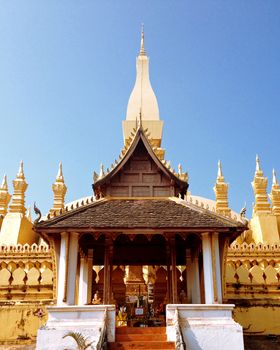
[63, 331, 94, 350]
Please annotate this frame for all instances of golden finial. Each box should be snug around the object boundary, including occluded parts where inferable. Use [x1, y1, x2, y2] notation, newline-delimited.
[272, 169, 278, 186]
[17, 160, 25, 179]
[9, 161, 28, 214]
[140, 23, 146, 56]
[50, 162, 67, 217]
[217, 160, 223, 178]
[56, 162, 64, 182]
[256, 154, 261, 172]
[270, 168, 280, 216]
[0, 174, 11, 216]
[0, 175, 8, 190]
[214, 160, 230, 216]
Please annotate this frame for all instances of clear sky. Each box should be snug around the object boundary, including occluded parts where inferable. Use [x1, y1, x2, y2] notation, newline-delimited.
[0, 1, 279, 216]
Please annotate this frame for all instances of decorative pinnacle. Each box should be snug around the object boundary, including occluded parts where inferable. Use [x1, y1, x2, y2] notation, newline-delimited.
[56, 162, 64, 182]
[17, 160, 25, 179]
[99, 164, 105, 178]
[140, 23, 146, 56]
[0, 175, 8, 190]
[178, 164, 182, 175]
[256, 154, 261, 172]
[217, 160, 223, 178]
[272, 168, 279, 186]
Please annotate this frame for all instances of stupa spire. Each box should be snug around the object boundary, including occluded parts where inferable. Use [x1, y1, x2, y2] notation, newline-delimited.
[123, 28, 164, 158]
[140, 23, 146, 56]
[9, 161, 28, 215]
[213, 160, 230, 216]
[50, 162, 67, 216]
[270, 169, 280, 216]
[0, 175, 11, 216]
[251, 155, 270, 214]
[126, 26, 160, 122]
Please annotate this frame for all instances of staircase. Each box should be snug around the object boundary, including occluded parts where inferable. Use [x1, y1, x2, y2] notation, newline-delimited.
[108, 327, 175, 350]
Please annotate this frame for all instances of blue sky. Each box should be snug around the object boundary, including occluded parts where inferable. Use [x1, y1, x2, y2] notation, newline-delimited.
[0, 1, 279, 216]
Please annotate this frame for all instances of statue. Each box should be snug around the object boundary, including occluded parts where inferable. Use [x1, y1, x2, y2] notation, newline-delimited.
[92, 290, 102, 305]
[116, 305, 127, 327]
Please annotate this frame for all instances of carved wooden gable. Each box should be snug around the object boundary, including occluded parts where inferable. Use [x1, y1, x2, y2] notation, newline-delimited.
[93, 131, 188, 198]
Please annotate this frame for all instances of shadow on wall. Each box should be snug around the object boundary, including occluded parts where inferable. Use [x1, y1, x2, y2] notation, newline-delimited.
[180, 317, 203, 350]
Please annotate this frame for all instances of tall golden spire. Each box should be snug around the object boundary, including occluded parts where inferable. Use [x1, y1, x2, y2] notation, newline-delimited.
[0, 175, 11, 216]
[213, 160, 231, 216]
[270, 169, 280, 216]
[50, 162, 67, 216]
[251, 155, 271, 214]
[9, 161, 28, 215]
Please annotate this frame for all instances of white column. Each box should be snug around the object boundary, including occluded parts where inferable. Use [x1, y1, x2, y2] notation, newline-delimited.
[57, 232, 68, 305]
[213, 233, 223, 303]
[66, 232, 79, 305]
[192, 253, 201, 304]
[202, 232, 214, 304]
[78, 254, 88, 305]
[87, 249, 93, 304]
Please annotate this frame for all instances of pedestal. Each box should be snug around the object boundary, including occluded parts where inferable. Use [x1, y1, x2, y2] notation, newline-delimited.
[36, 305, 115, 350]
[166, 304, 244, 350]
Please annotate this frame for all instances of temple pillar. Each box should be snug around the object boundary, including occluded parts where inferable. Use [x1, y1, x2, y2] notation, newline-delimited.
[103, 236, 113, 304]
[213, 233, 222, 303]
[170, 237, 177, 303]
[57, 232, 68, 305]
[202, 232, 214, 304]
[87, 249, 93, 304]
[78, 253, 88, 305]
[66, 232, 79, 305]
[186, 248, 192, 303]
[166, 244, 171, 303]
[192, 252, 201, 304]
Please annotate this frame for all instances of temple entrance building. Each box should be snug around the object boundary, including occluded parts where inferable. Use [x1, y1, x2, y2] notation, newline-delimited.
[35, 30, 247, 349]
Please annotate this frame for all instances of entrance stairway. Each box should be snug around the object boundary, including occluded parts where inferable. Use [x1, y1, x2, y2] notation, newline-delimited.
[108, 327, 175, 350]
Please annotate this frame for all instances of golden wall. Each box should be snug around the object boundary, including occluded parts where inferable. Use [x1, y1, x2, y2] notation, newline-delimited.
[226, 242, 280, 335]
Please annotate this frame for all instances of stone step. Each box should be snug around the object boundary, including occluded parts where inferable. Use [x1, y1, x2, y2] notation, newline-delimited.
[116, 334, 167, 341]
[108, 341, 175, 350]
[116, 327, 166, 334]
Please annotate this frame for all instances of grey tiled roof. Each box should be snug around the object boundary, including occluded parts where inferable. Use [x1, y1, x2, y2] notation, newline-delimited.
[37, 199, 244, 230]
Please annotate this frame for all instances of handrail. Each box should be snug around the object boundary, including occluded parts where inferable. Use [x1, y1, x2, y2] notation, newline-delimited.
[96, 307, 108, 350]
[174, 308, 186, 350]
